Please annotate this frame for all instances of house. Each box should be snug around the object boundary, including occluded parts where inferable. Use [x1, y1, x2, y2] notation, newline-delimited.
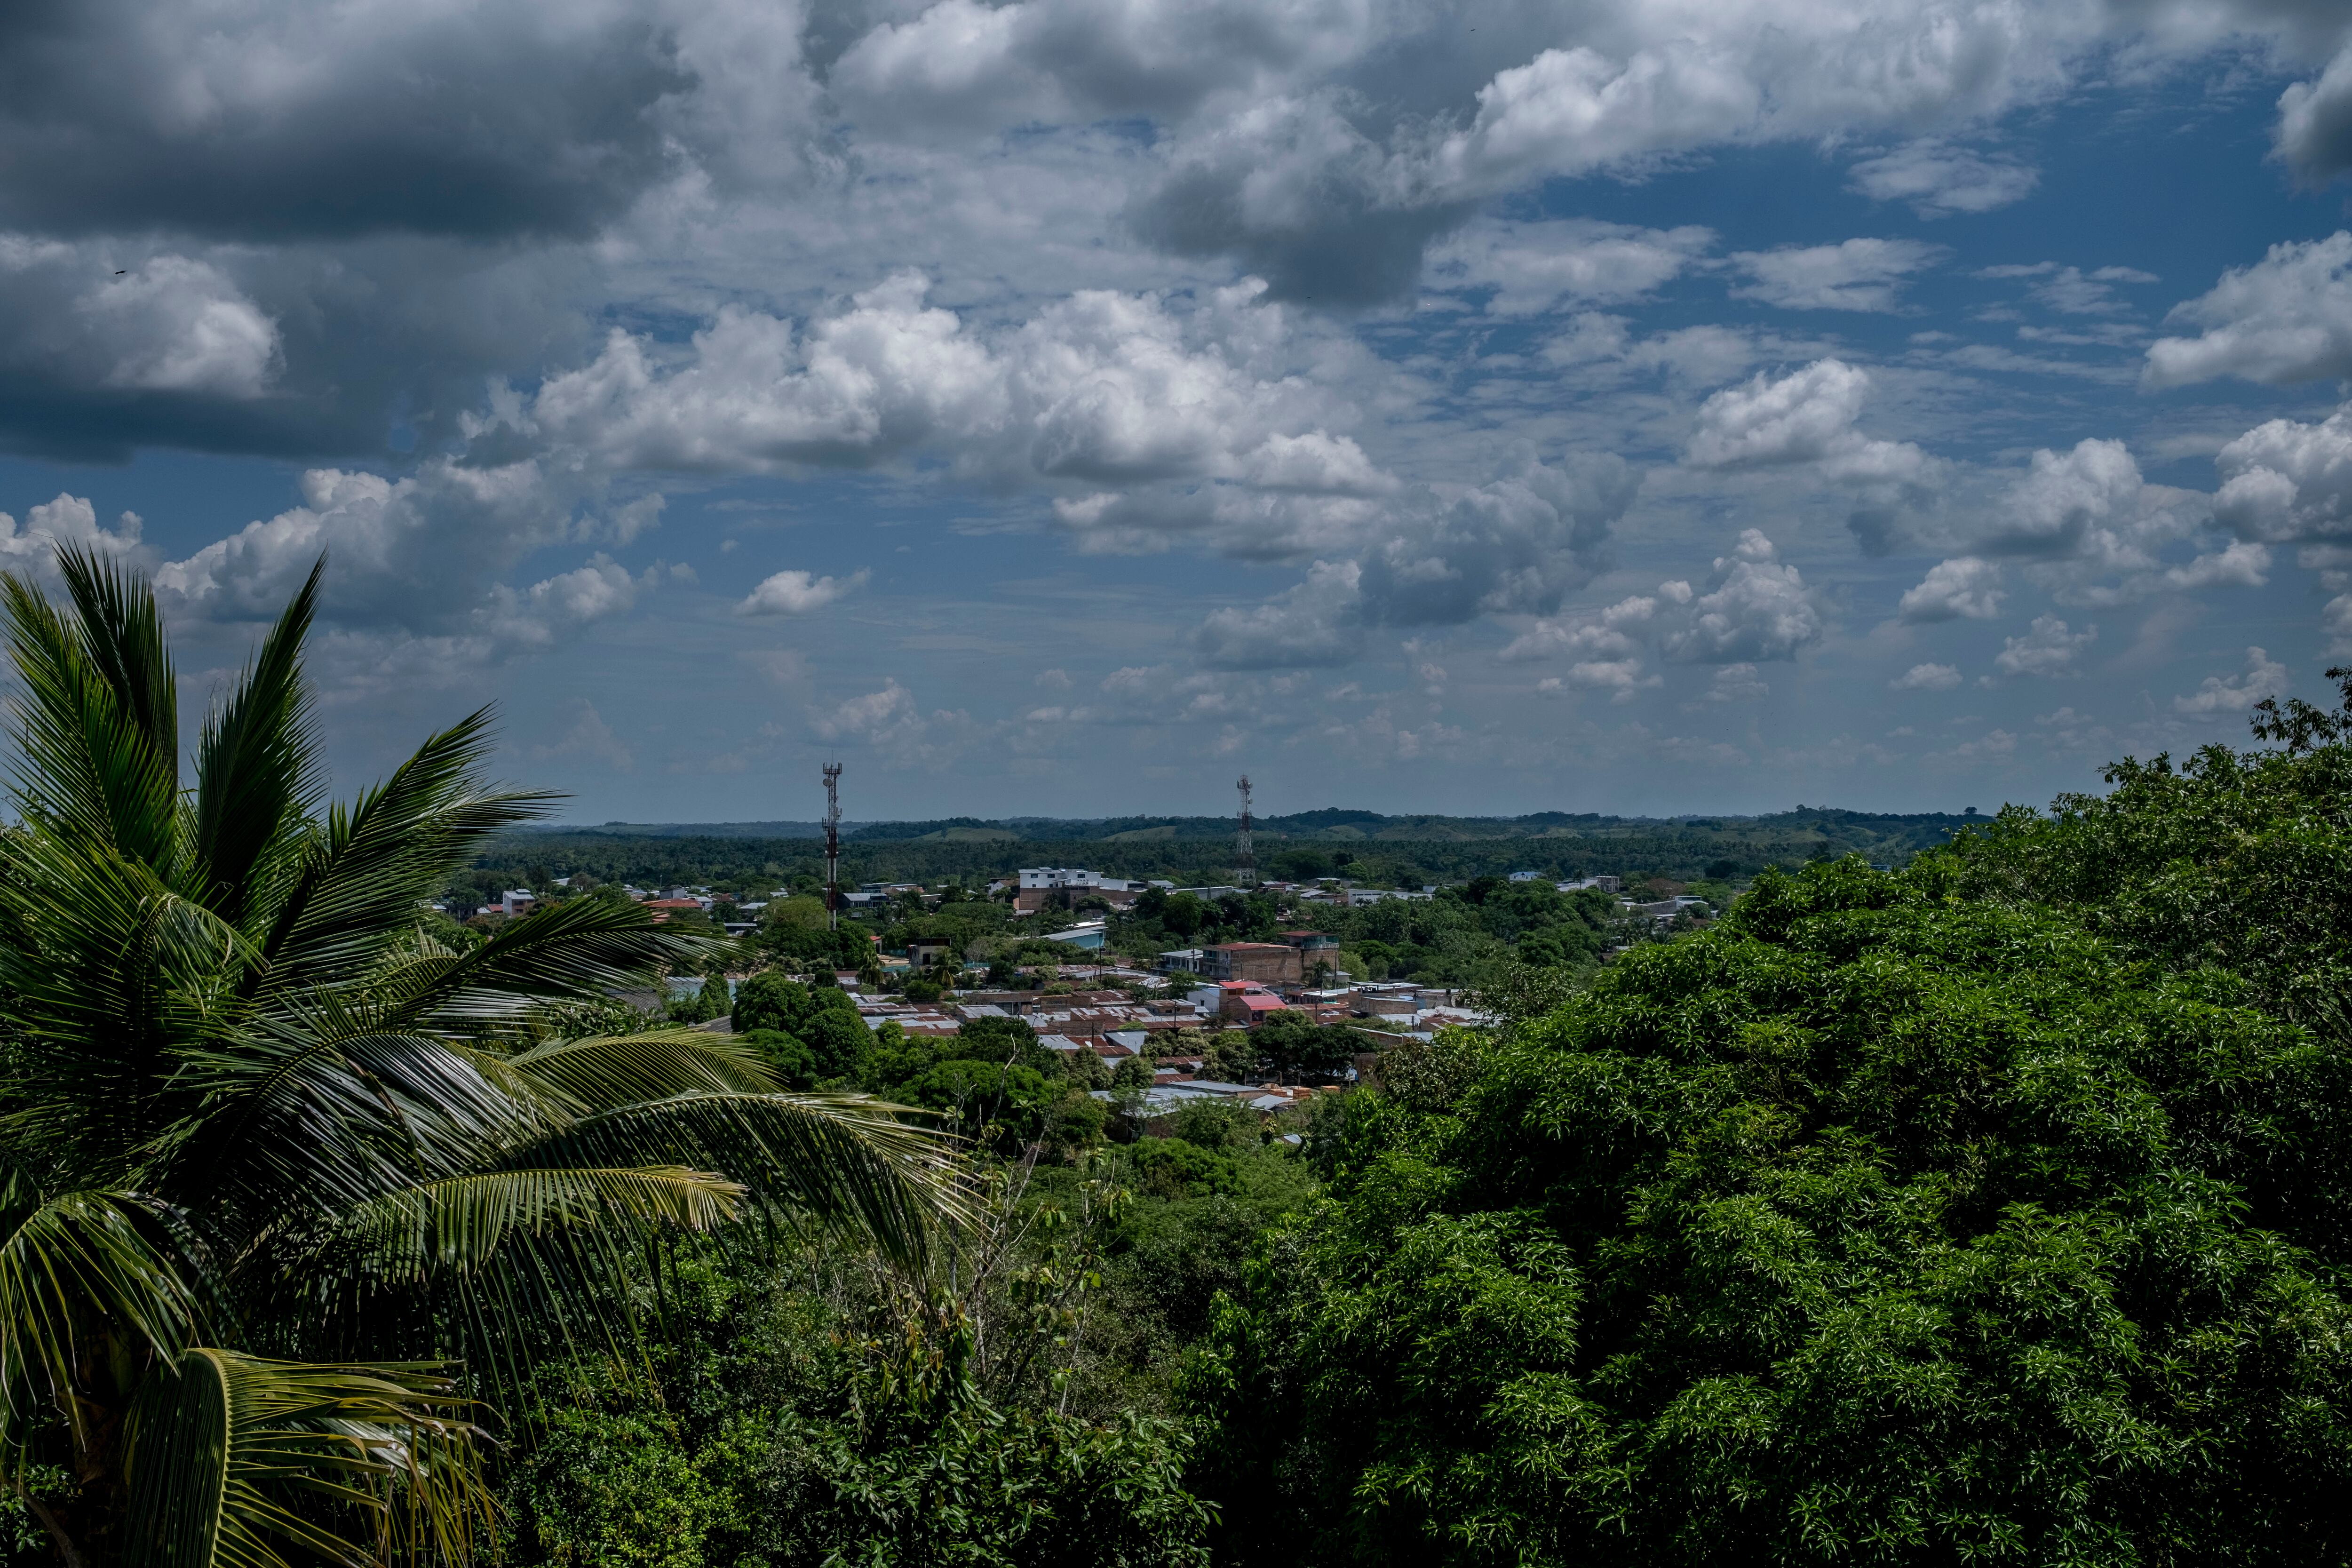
[1190, 980, 1289, 1026]
[1042, 921, 1108, 951]
[1508, 870, 1546, 882]
[1344, 887, 1433, 907]
[1157, 948, 1205, 973]
[500, 889, 538, 916]
[1198, 942, 1304, 985]
[1558, 876, 1622, 893]
[1014, 868, 1147, 913]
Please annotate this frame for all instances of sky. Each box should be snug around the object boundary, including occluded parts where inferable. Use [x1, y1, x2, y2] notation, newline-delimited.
[6, 0, 2352, 823]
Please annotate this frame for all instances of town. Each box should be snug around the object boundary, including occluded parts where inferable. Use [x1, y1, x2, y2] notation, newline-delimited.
[435, 809, 1736, 1141]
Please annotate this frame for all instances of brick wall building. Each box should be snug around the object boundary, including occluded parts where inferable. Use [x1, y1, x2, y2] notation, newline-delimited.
[1198, 941, 1303, 985]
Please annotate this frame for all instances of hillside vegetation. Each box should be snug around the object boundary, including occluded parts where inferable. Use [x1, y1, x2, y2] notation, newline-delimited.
[477, 807, 1975, 895]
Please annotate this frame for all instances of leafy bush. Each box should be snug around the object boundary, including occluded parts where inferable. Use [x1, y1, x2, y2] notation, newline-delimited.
[1185, 853, 2352, 1564]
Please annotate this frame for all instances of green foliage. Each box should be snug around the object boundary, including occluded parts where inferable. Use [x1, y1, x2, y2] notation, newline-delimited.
[1944, 666, 2352, 1048]
[667, 976, 727, 1024]
[1250, 1012, 1365, 1082]
[763, 1374, 1210, 1568]
[1184, 849, 2352, 1564]
[508, 1396, 755, 1568]
[1169, 1098, 1248, 1151]
[733, 975, 873, 1085]
[761, 924, 876, 973]
[763, 895, 832, 932]
[733, 971, 813, 1034]
[0, 553, 958, 1562]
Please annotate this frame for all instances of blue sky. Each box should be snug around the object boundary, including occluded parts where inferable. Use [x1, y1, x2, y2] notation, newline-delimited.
[5, 0, 2352, 822]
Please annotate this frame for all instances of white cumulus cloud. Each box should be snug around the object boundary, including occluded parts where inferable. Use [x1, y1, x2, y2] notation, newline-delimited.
[737, 568, 870, 616]
[2173, 647, 2288, 716]
[2144, 232, 2352, 388]
[1686, 359, 1936, 492]
[2214, 403, 2352, 545]
[1663, 529, 1823, 664]
[1891, 662, 1963, 691]
[1898, 557, 2005, 621]
[1993, 614, 2096, 677]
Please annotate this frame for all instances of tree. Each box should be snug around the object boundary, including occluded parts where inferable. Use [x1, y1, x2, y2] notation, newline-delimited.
[761, 895, 831, 932]
[1250, 1012, 1361, 1082]
[0, 553, 959, 1563]
[1185, 849, 2352, 1563]
[1161, 893, 1206, 938]
[732, 971, 813, 1035]
[666, 975, 725, 1024]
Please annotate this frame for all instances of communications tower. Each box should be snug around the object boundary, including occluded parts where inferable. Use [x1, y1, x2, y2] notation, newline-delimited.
[822, 762, 842, 931]
[1235, 775, 1256, 888]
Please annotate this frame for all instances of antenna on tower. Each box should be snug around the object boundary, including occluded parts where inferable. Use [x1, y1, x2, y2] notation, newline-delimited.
[822, 763, 843, 932]
[1235, 774, 1255, 889]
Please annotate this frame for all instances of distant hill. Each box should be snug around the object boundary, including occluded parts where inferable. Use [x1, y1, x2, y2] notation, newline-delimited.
[528, 807, 1978, 846]
[564, 820, 839, 839]
[487, 806, 1986, 889]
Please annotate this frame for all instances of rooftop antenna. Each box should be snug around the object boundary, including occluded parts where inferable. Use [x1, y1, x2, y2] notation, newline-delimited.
[1235, 774, 1256, 889]
[823, 762, 843, 932]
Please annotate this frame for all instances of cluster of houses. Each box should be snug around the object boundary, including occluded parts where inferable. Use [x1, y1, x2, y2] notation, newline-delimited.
[826, 942, 1492, 1120]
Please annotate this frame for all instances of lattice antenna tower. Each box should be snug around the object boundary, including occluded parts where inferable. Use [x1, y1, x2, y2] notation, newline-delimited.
[822, 762, 843, 932]
[1235, 774, 1256, 888]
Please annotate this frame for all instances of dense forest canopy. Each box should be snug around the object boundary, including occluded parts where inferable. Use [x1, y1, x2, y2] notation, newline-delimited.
[1185, 671, 2352, 1565]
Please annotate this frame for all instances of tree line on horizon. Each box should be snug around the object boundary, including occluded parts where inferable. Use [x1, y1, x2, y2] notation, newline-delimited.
[464, 809, 1971, 904]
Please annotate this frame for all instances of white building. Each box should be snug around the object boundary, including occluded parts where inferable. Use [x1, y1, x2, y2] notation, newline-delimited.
[1018, 868, 1147, 892]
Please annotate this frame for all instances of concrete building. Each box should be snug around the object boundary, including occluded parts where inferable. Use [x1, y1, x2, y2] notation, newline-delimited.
[1190, 980, 1290, 1026]
[1014, 868, 1146, 913]
[1197, 942, 1304, 985]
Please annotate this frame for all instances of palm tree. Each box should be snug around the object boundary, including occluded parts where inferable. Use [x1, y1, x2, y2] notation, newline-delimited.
[0, 553, 959, 1565]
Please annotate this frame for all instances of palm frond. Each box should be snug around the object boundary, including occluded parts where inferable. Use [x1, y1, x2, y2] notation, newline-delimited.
[497, 1030, 781, 1112]
[375, 895, 710, 1029]
[300, 1166, 742, 1288]
[0, 841, 255, 1185]
[169, 1015, 556, 1226]
[0, 566, 178, 872]
[246, 708, 559, 998]
[0, 1189, 198, 1452]
[122, 1347, 488, 1568]
[54, 548, 178, 789]
[189, 557, 326, 929]
[496, 1091, 966, 1269]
